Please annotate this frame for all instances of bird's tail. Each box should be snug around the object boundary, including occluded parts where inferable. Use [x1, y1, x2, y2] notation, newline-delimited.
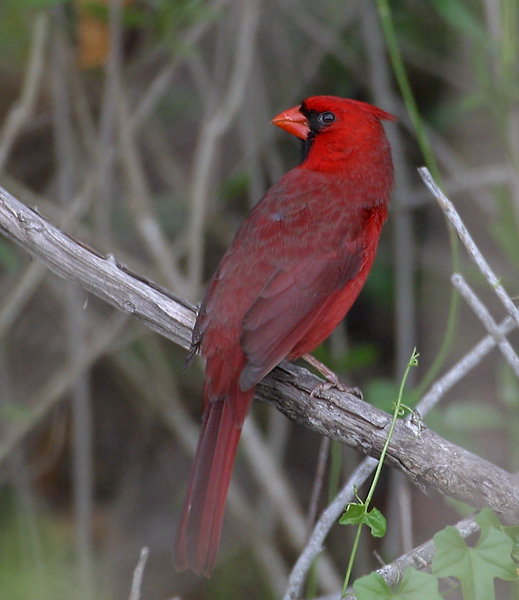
[174, 387, 254, 576]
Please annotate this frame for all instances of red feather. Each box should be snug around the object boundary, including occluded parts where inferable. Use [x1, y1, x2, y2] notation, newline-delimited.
[175, 96, 396, 575]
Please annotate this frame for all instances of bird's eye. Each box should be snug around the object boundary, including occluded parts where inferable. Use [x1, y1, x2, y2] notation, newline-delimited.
[317, 111, 336, 125]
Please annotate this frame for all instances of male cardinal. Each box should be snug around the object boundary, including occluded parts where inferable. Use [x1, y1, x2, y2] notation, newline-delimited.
[175, 96, 396, 576]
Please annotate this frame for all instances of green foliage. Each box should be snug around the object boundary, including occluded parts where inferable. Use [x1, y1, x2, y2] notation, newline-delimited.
[497, 361, 519, 411]
[349, 509, 519, 599]
[442, 400, 505, 433]
[0, 3, 38, 59]
[339, 504, 386, 538]
[354, 569, 443, 600]
[495, 361, 519, 470]
[432, 509, 518, 600]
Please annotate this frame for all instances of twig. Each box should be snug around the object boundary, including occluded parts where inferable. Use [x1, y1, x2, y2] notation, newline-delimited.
[186, 0, 260, 291]
[416, 314, 517, 416]
[0, 14, 49, 171]
[452, 273, 519, 378]
[306, 437, 331, 531]
[117, 92, 191, 299]
[284, 457, 379, 600]
[419, 166, 519, 330]
[128, 547, 149, 600]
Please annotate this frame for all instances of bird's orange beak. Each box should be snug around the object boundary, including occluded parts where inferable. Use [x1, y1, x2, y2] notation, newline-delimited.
[271, 105, 309, 140]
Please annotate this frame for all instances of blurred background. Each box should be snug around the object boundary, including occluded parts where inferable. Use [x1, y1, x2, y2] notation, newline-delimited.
[0, 0, 518, 598]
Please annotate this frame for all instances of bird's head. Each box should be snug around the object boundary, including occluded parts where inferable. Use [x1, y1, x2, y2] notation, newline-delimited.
[271, 95, 396, 172]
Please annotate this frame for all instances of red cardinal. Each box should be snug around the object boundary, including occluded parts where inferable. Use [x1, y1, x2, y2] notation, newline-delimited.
[175, 96, 396, 576]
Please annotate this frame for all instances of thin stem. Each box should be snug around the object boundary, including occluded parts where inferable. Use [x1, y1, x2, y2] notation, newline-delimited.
[341, 348, 419, 597]
[342, 524, 364, 597]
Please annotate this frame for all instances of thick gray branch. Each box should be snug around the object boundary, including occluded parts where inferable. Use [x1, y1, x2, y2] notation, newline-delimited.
[1, 184, 519, 523]
[257, 362, 519, 524]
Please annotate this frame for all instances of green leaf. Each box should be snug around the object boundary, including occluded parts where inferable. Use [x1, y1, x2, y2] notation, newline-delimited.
[477, 508, 519, 564]
[503, 526, 519, 563]
[432, 524, 518, 600]
[354, 569, 442, 600]
[364, 507, 387, 538]
[0, 404, 34, 422]
[340, 504, 387, 538]
[475, 507, 503, 531]
[354, 572, 391, 599]
[340, 503, 366, 525]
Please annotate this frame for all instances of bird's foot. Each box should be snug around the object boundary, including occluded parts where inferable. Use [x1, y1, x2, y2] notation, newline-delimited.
[301, 353, 363, 401]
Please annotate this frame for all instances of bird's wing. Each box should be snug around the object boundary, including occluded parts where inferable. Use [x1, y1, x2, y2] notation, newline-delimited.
[238, 246, 363, 390]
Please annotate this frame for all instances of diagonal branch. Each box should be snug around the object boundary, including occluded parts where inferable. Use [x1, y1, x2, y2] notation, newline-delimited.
[452, 273, 519, 378]
[419, 166, 519, 330]
[0, 185, 195, 351]
[1, 183, 519, 526]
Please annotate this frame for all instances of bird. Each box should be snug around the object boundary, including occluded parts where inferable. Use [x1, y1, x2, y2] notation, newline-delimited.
[174, 95, 396, 576]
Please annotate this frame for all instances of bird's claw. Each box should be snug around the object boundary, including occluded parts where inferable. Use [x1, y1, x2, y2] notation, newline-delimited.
[309, 377, 363, 401]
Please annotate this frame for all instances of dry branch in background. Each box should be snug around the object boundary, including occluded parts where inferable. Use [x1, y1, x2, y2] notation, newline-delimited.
[1, 180, 519, 528]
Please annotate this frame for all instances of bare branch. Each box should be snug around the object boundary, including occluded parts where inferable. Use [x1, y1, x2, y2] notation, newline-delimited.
[416, 313, 517, 415]
[1, 183, 519, 521]
[128, 547, 149, 600]
[284, 457, 379, 600]
[452, 273, 519, 378]
[419, 166, 519, 330]
[257, 362, 519, 523]
[186, 0, 261, 290]
[2, 181, 519, 600]
[0, 185, 195, 351]
[375, 515, 480, 589]
[0, 14, 49, 171]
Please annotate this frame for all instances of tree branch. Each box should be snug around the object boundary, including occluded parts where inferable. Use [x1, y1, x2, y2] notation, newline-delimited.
[1, 182, 519, 525]
[0, 184, 195, 351]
